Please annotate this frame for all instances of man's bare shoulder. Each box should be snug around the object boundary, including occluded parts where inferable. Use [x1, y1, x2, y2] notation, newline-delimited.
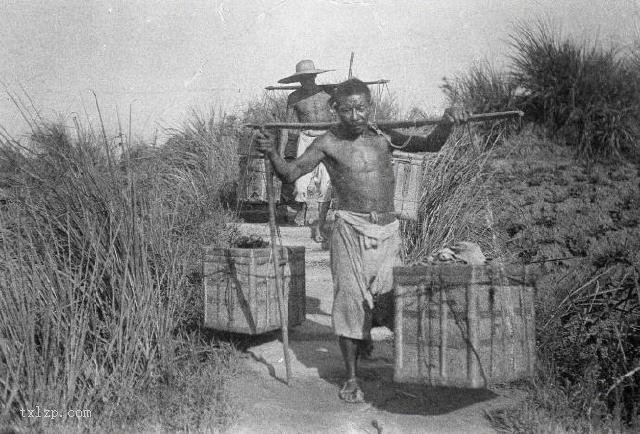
[309, 131, 335, 150]
[287, 89, 304, 106]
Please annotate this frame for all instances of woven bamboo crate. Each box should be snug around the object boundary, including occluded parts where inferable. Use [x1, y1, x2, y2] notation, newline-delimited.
[203, 246, 305, 334]
[391, 151, 426, 221]
[237, 155, 283, 204]
[393, 263, 535, 388]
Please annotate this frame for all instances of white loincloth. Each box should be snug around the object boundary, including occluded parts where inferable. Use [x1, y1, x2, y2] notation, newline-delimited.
[330, 210, 402, 339]
[294, 130, 332, 203]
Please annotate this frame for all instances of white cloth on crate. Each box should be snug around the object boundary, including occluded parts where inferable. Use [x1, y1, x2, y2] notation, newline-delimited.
[294, 130, 331, 203]
[426, 241, 486, 265]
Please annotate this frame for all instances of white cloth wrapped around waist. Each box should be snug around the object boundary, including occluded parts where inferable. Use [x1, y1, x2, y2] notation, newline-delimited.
[330, 210, 401, 313]
[333, 210, 399, 249]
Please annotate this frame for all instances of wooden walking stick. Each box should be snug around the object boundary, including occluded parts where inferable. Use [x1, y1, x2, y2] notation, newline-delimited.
[264, 156, 293, 385]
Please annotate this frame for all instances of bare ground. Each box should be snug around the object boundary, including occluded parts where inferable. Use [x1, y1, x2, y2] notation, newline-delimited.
[225, 223, 522, 434]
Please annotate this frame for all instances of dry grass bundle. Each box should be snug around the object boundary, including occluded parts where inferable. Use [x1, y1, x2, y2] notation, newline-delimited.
[402, 129, 501, 262]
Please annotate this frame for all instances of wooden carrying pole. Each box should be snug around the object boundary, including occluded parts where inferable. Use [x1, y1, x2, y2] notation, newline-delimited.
[246, 110, 524, 130]
[264, 159, 293, 385]
[264, 79, 389, 91]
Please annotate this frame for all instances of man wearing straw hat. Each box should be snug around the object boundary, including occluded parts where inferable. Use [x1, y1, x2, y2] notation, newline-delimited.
[257, 78, 468, 403]
[278, 60, 334, 242]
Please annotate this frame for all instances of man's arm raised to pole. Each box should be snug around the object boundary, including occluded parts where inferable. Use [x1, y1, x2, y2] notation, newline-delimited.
[383, 107, 470, 153]
[257, 130, 326, 183]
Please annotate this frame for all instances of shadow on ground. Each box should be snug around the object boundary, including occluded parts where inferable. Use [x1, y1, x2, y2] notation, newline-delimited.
[211, 303, 498, 417]
[289, 320, 498, 416]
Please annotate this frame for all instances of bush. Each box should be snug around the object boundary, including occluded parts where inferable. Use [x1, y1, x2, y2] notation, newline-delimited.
[510, 20, 640, 158]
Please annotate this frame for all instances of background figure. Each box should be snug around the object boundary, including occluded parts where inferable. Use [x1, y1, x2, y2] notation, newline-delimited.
[278, 60, 333, 241]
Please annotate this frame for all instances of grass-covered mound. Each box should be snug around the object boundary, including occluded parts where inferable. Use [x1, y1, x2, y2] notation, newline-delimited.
[436, 23, 640, 428]
[444, 21, 640, 160]
[483, 129, 640, 431]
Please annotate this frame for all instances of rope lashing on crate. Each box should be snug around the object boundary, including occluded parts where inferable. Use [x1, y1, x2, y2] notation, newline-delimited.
[484, 204, 517, 339]
[416, 271, 490, 386]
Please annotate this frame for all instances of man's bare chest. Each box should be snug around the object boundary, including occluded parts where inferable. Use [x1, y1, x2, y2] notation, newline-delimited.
[292, 93, 331, 119]
[327, 137, 392, 173]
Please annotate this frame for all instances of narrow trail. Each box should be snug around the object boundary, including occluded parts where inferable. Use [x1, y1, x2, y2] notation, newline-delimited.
[228, 223, 518, 434]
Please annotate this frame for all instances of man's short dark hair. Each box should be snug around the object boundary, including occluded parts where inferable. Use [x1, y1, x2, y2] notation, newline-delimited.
[330, 78, 371, 106]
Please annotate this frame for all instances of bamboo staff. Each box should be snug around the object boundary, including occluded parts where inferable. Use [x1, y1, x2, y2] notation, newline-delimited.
[264, 79, 390, 91]
[264, 159, 293, 385]
[246, 110, 523, 130]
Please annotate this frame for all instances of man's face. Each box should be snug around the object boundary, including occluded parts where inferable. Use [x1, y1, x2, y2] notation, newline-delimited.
[299, 75, 316, 89]
[334, 94, 371, 135]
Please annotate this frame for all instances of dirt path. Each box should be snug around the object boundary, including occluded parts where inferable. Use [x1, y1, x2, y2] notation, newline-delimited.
[227, 223, 518, 433]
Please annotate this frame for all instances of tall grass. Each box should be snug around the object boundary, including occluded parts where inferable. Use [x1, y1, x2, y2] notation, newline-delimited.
[444, 21, 640, 159]
[510, 20, 640, 158]
[442, 62, 523, 141]
[402, 129, 501, 262]
[442, 62, 520, 116]
[0, 108, 238, 429]
[539, 264, 640, 426]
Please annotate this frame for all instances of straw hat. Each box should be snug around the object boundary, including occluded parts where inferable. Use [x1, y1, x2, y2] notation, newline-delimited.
[278, 59, 333, 84]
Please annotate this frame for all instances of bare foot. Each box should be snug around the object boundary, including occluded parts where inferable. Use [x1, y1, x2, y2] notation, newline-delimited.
[338, 379, 365, 404]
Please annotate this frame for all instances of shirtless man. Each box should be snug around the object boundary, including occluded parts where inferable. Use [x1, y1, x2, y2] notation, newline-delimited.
[278, 60, 333, 237]
[257, 78, 468, 403]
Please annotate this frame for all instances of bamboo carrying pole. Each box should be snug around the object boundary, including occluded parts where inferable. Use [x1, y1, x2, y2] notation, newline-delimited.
[264, 79, 390, 91]
[245, 110, 523, 130]
[264, 159, 293, 385]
